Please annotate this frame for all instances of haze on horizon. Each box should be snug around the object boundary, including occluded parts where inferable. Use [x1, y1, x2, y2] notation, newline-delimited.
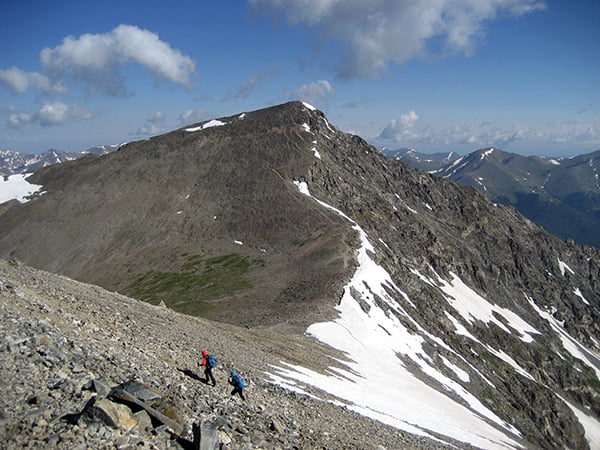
[0, 0, 598, 157]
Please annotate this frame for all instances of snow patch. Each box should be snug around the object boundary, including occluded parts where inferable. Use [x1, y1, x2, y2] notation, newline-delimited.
[269, 182, 524, 450]
[323, 117, 335, 133]
[378, 238, 391, 251]
[441, 356, 470, 382]
[574, 288, 590, 305]
[485, 346, 535, 381]
[444, 311, 480, 342]
[185, 119, 227, 132]
[558, 259, 575, 276]
[562, 397, 600, 449]
[475, 177, 488, 192]
[526, 294, 600, 380]
[481, 148, 495, 160]
[293, 180, 311, 197]
[437, 272, 540, 343]
[0, 173, 44, 203]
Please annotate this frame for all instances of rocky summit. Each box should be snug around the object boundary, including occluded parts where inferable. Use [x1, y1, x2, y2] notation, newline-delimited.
[1, 101, 600, 448]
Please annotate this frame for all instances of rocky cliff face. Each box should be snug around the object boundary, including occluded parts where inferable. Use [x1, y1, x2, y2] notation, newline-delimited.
[0, 102, 599, 448]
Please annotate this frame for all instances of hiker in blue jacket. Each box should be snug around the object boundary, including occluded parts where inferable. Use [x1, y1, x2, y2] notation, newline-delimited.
[229, 370, 246, 400]
[200, 350, 217, 386]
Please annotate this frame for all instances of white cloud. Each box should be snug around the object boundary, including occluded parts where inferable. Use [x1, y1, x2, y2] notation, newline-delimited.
[40, 24, 195, 96]
[378, 116, 525, 148]
[8, 113, 34, 128]
[251, 0, 546, 78]
[0, 66, 66, 94]
[7, 102, 91, 128]
[540, 121, 600, 146]
[234, 70, 274, 99]
[38, 102, 72, 126]
[378, 111, 420, 140]
[135, 111, 167, 136]
[376, 115, 600, 151]
[38, 102, 90, 126]
[178, 108, 209, 125]
[289, 80, 334, 106]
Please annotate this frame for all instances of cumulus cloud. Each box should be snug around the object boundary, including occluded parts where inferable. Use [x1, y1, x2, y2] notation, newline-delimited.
[289, 80, 334, 106]
[378, 111, 420, 140]
[378, 115, 525, 148]
[0, 66, 66, 94]
[251, 0, 546, 78]
[37, 102, 90, 126]
[7, 102, 91, 128]
[541, 121, 600, 146]
[8, 113, 34, 128]
[135, 111, 167, 136]
[40, 24, 195, 96]
[178, 108, 209, 126]
[376, 114, 600, 150]
[234, 70, 275, 100]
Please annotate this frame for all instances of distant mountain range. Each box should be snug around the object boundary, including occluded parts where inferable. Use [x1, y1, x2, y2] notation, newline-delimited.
[0, 145, 120, 177]
[382, 147, 600, 248]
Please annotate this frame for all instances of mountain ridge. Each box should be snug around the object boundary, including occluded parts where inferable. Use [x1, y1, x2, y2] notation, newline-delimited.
[1, 101, 599, 448]
[0, 145, 119, 177]
[384, 146, 600, 248]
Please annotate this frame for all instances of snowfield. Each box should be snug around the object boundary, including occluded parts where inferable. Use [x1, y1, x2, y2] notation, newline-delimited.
[185, 119, 227, 132]
[0, 173, 44, 204]
[268, 180, 600, 450]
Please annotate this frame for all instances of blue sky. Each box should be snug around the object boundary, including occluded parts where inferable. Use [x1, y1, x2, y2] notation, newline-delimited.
[0, 0, 598, 156]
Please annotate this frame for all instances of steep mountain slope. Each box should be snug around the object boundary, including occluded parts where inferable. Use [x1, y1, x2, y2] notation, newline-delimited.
[1, 102, 599, 448]
[0, 104, 356, 332]
[436, 148, 553, 198]
[1, 259, 456, 449]
[415, 147, 600, 248]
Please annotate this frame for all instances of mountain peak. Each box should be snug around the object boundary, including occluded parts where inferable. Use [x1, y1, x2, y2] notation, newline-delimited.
[1, 102, 599, 449]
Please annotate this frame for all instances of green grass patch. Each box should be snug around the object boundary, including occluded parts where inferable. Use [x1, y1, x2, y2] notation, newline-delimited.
[126, 253, 262, 316]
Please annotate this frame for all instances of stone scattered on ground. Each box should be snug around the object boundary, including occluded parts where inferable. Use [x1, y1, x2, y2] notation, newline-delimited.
[0, 259, 463, 449]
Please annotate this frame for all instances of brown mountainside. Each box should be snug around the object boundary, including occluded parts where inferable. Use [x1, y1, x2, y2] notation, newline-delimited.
[0, 103, 357, 332]
[1, 101, 600, 448]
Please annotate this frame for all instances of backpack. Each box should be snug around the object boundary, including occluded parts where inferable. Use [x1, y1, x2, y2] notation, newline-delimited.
[206, 355, 217, 368]
[234, 375, 245, 388]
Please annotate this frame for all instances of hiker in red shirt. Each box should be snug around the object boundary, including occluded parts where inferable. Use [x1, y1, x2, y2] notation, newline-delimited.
[199, 350, 217, 386]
